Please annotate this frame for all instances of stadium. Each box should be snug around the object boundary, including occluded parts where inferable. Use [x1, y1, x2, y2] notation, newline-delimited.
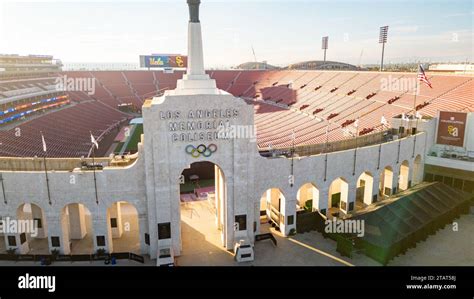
[0, 0, 472, 267]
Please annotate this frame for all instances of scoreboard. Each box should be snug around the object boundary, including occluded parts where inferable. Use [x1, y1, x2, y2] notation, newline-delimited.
[140, 55, 187, 68]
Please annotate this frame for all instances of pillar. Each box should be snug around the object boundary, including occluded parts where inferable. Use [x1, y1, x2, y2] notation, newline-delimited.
[315, 188, 329, 217]
[218, 168, 226, 245]
[372, 174, 381, 203]
[391, 168, 398, 195]
[47, 215, 70, 255]
[31, 205, 47, 239]
[68, 203, 87, 239]
[224, 175, 234, 250]
[346, 182, 356, 213]
[362, 174, 374, 205]
[280, 194, 296, 236]
[138, 214, 148, 255]
[109, 202, 123, 239]
[92, 212, 113, 253]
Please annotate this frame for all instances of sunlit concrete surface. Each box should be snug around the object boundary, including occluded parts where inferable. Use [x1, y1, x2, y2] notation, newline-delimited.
[69, 214, 94, 255]
[110, 203, 140, 254]
[26, 238, 50, 255]
[176, 200, 367, 266]
[177, 200, 235, 266]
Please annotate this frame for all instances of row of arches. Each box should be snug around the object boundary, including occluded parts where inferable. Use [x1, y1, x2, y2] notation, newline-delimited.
[1, 201, 140, 255]
[258, 156, 423, 229]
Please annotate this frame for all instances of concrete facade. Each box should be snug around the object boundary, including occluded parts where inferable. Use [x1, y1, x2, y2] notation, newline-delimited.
[0, 117, 431, 259]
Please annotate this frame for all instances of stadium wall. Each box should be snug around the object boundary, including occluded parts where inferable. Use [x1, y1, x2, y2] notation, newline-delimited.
[0, 116, 431, 257]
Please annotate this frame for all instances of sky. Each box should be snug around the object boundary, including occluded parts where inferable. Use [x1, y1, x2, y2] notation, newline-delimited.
[0, 0, 472, 67]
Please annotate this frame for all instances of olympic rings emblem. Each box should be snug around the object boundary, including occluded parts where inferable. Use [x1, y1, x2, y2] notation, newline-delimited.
[185, 144, 218, 158]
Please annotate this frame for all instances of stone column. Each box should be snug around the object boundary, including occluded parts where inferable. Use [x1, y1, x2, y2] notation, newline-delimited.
[92, 211, 113, 254]
[340, 180, 350, 213]
[68, 203, 87, 239]
[47, 215, 70, 255]
[138, 214, 148, 255]
[346, 182, 357, 213]
[31, 205, 47, 239]
[109, 202, 123, 239]
[281, 196, 296, 236]
[391, 168, 399, 195]
[316, 188, 329, 217]
[186, 0, 205, 78]
[371, 174, 381, 203]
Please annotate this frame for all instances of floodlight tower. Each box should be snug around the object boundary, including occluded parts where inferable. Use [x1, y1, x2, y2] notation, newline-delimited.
[379, 26, 389, 71]
[322, 36, 329, 62]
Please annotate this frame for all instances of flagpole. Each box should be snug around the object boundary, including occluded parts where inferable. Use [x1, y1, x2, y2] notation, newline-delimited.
[377, 118, 385, 170]
[413, 73, 419, 127]
[397, 128, 401, 164]
[352, 118, 359, 176]
[90, 132, 99, 205]
[0, 174, 7, 204]
[324, 121, 329, 182]
[289, 130, 295, 188]
[92, 144, 99, 205]
[412, 76, 420, 158]
[352, 119, 359, 175]
[43, 155, 52, 205]
[41, 132, 52, 205]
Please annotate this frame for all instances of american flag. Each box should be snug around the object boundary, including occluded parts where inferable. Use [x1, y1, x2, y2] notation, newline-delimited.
[417, 64, 432, 88]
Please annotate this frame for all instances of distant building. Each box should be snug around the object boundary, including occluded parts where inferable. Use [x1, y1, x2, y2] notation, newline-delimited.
[428, 63, 473, 74]
[63, 62, 140, 71]
[287, 60, 361, 71]
[0, 54, 62, 79]
[236, 61, 279, 70]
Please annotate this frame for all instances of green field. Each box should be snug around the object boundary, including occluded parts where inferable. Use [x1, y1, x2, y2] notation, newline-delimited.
[114, 142, 124, 153]
[115, 124, 143, 154]
[125, 124, 143, 152]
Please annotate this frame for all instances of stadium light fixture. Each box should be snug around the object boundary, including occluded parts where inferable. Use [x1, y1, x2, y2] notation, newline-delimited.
[379, 26, 389, 71]
[322, 36, 329, 62]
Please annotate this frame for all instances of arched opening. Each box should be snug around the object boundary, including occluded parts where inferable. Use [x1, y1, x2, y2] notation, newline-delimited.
[259, 188, 285, 233]
[412, 155, 423, 185]
[356, 172, 374, 209]
[296, 183, 319, 212]
[61, 203, 94, 254]
[16, 203, 48, 254]
[379, 166, 394, 198]
[106, 201, 140, 253]
[398, 160, 410, 191]
[179, 161, 226, 257]
[328, 177, 349, 218]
